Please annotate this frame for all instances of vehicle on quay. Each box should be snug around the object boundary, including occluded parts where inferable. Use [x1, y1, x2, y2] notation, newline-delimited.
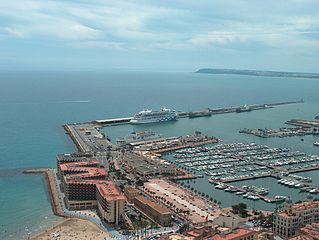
[130, 107, 177, 124]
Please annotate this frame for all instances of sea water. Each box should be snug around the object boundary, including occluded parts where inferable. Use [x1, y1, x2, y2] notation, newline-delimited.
[0, 71, 318, 239]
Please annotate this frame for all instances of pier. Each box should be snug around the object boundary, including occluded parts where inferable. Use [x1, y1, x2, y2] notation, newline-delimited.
[239, 127, 318, 138]
[286, 119, 319, 128]
[131, 132, 219, 154]
[87, 99, 304, 126]
[95, 117, 132, 126]
[219, 173, 272, 183]
[64, 123, 113, 153]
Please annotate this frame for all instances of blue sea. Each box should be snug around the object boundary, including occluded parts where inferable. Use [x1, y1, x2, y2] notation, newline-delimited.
[0, 71, 318, 239]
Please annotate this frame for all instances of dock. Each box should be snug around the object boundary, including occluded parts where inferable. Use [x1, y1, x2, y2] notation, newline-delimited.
[131, 132, 219, 154]
[64, 123, 114, 153]
[219, 173, 272, 183]
[239, 127, 318, 138]
[87, 99, 304, 126]
[95, 117, 132, 126]
[286, 119, 319, 128]
[213, 182, 280, 203]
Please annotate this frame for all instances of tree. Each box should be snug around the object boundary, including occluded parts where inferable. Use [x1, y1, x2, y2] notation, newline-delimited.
[232, 203, 248, 218]
[136, 179, 144, 187]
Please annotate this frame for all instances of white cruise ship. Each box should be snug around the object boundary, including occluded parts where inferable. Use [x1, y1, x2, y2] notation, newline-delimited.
[130, 107, 177, 124]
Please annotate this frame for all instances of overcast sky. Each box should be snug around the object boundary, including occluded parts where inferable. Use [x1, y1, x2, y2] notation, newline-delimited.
[0, 0, 318, 72]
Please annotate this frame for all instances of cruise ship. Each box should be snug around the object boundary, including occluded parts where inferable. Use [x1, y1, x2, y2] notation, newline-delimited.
[130, 107, 177, 124]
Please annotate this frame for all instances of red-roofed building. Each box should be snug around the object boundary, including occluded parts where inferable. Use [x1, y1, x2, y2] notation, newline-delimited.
[96, 181, 126, 225]
[294, 223, 319, 240]
[209, 228, 257, 240]
[57, 160, 126, 225]
[184, 226, 216, 240]
[273, 198, 319, 238]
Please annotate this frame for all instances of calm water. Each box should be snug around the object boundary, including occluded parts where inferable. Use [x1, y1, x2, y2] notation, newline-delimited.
[0, 71, 319, 238]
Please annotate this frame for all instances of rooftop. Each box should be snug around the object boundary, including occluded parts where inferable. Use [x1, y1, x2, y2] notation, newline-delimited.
[210, 228, 256, 240]
[299, 223, 319, 240]
[59, 161, 100, 171]
[60, 161, 107, 179]
[134, 195, 171, 215]
[278, 200, 319, 218]
[96, 181, 126, 202]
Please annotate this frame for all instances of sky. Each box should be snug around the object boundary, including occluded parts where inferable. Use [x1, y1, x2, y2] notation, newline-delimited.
[0, 0, 318, 72]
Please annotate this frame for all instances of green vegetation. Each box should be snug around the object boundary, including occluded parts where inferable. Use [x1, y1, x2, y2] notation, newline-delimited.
[232, 203, 248, 218]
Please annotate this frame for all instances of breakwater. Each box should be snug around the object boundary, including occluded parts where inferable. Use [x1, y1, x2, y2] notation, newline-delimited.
[23, 168, 69, 218]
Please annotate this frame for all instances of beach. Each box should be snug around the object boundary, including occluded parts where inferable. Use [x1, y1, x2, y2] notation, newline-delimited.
[31, 218, 111, 240]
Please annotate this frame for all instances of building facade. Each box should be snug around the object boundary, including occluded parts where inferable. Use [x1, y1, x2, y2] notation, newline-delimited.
[273, 198, 319, 238]
[134, 195, 171, 226]
[96, 181, 126, 225]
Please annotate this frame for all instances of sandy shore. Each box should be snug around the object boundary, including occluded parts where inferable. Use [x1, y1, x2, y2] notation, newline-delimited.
[31, 218, 111, 240]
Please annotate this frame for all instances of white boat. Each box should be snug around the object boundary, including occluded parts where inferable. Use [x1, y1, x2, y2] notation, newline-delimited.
[275, 195, 286, 201]
[243, 193, 250, 198]
[236, 191, 245, 195]
[130, 107, 177, 124]
[215, 184, 226, 189]
[248, 195, 260, 200]
[310, 188, 319, 193]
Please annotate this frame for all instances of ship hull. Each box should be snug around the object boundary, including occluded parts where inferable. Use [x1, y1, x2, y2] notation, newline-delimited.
[130, 116, 176, 124]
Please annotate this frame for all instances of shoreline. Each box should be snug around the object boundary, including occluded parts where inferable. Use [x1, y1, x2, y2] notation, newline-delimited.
[23, 168, 112, 239]
[30, 218, 111, 240]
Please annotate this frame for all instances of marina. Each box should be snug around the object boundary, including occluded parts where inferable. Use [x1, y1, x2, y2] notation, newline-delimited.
[161, 142, 319, 204]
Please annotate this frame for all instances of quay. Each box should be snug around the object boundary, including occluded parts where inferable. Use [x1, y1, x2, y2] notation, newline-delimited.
[64, 124, 90, 152]
[64, 123, 114, 153]
[168, 173, 197, 181]
[239, 127, 318, 138]
[286, 119, 319, 128]
[76, 99, 305, 127]
[130, 132, 219, 154]
[180, 99, 304, 118]
[23, 168, 68, 218]
[95, 117, 132, 126]
[152, 138, 219, 154]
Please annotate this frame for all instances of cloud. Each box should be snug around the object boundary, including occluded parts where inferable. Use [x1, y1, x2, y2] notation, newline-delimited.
[1, 27, 24, 37]
[0, 0, 318, 71]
